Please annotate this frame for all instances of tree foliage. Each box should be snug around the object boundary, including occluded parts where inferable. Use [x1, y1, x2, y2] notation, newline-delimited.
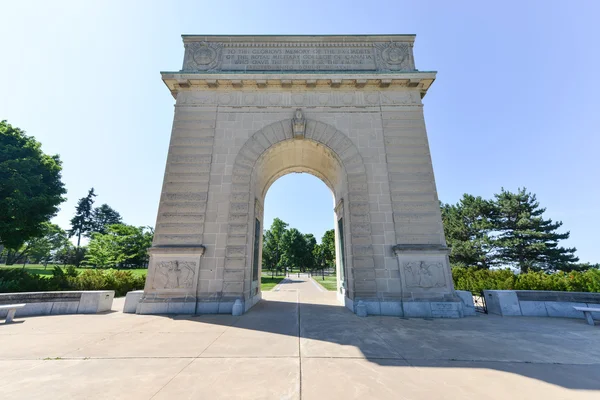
[442, 188, 579, 272]
[0, 121, 66, 251]
[441, 195, 496, 269]
[69, 188, 96, 248]
[262, 218, 289, 275]
[320, 229, 336, 269]
[91, 204, 122, 235]
[493, 188, 578, 272]
[85, 224, 153, 268]
[262, 219, 337, 276]
[24, 223, 69, 266]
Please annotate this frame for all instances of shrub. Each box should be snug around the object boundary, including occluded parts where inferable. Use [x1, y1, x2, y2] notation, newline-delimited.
[0, 267, 146, 296]
[453, 266, 600, 293]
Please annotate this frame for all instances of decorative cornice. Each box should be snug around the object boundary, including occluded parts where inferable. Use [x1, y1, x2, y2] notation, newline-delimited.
[162, 72, 436, 98]
[181, 35, 416, 44]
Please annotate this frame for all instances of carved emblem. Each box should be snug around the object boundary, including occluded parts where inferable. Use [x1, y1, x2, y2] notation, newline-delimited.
[292, 109, 306, 139]
[376, 42, 413, 71]
[154, 260, 196, 289]
[183, 42, 222, 71]
[404, 261, 445, 288]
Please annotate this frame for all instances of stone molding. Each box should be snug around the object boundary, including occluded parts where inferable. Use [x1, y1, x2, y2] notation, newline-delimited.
[162, 72, 436, 98]
[392, 244, 450, 255]
[175, 90, 423, 108]
[148, 245, 206, 255]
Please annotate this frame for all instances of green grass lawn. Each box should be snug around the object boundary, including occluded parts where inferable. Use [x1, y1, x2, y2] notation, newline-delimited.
[261, 275, 285, 291]
[0, 264, 147, 278]
[312, 274, 338, 291]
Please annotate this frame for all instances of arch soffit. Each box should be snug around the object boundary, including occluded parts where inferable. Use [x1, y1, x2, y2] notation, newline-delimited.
[259, 165, 336, 200]
[232, 119, 368, 192]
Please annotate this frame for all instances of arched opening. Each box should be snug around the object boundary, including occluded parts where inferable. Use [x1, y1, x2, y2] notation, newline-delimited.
[251, 139, 348, 299]
[225, 118, 377, 311]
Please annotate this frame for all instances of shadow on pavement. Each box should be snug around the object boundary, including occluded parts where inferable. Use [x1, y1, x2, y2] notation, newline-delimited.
[151, 295, 600, 391]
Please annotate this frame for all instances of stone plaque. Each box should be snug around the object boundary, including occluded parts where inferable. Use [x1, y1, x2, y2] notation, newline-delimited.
[221, 46, 375, 71]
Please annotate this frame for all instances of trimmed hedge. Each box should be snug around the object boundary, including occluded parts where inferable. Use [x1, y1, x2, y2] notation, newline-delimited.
[0, 267, 146, 297]
[452, 267, 600, 293]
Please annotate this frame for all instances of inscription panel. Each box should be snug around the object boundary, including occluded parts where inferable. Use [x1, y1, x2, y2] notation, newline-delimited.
[222, 46, 375, 71]
[182, 41, 416, 72]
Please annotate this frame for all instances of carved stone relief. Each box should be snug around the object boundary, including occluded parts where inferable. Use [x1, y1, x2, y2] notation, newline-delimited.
[292, 109, 306, 139]
[183, 41, 222, 71]
[153, 260, 196, 289]
[375, 42, 414, 71]
[403, 261, 445, 288]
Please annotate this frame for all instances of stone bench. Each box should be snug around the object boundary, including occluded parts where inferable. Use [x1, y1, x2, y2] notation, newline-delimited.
[0, 291, 114, 318]
[573, 306, 600, 326]
[484, 290, 600, 320]
[0, 304, 26, 323]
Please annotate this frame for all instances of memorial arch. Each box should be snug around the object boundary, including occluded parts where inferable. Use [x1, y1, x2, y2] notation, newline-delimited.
[139, 35, 466, 318]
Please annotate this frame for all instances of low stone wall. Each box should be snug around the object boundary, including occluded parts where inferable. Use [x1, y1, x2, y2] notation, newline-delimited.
[0, 291, 114, 317]
[484, 290, 600, 320]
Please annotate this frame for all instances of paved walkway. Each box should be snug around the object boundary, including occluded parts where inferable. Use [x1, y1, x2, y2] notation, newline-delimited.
[1, 277, 599, 399]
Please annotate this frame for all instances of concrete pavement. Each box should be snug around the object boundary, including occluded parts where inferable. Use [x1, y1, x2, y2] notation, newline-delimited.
[0, 276, 599, 399]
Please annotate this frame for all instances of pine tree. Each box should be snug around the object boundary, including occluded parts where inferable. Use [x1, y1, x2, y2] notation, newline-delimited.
[91, 204, 122, 235]
[493, 188, 578, 272]
[441, 195, 496, 268]
[69, 188, 97, 249]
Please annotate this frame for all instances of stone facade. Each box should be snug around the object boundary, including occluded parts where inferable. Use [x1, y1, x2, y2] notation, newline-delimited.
[140, 35, 463, 317]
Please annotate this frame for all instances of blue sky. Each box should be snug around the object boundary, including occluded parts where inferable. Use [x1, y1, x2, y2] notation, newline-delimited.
[1, 1, 598, 262]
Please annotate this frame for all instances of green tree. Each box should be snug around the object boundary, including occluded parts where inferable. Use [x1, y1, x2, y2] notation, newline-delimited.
[441, 195, 497, 268]
[262, 218, 288, 276]
[85, 232, 116, 268]
[26, 223, 69, 268]
[84, 224, 153, 268]
[493, 188, 578, 272]
[91, 204, 122, 235]
[320, 229, 336, 269]
[303, 233, 318, 272]
[69, 188, 97, 250]
[0, 121, 66, 261]
[280, 228, 307, 272]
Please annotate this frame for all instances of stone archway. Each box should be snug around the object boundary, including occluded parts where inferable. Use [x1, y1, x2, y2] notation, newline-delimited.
[139, 34, 464, 318]
[224, 115, 376, 310]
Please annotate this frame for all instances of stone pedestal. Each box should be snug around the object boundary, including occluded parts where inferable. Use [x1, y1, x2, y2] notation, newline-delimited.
[138, 246, 206, 314]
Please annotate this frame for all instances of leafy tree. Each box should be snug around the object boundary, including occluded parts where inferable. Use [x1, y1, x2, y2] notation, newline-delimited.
[493, 188, 578, 273]
[91, 204, 122, 235]
[303, 233, 317, 272]
[26, 223, 69, 268]
[320, 229, 336, 270]
[0, 121, 66, 259]
[84, 224, 153, 268]
[280, 228, 307, 272]
[69, 188, 96, 250]
[441, 195, 497, 269]
[84, 232, 115, 268]
[262, 218, 288, 276]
